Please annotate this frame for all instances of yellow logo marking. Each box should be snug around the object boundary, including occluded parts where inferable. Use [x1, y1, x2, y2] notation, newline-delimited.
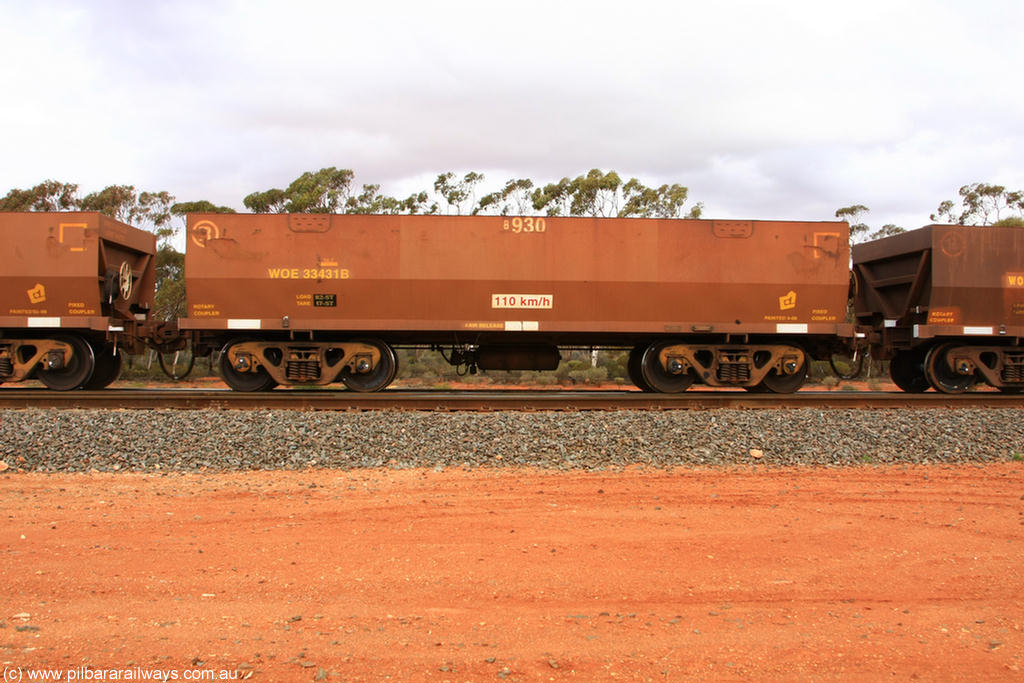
[1006, 273, 1024, 287]
[27, 284, 46, 304]
[190, 220, 221, 248]
[779, 290, 797, 311]
[59, 223, 87, 252]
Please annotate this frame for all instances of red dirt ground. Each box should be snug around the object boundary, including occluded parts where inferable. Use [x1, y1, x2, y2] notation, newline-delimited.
[2, 464, 1023, 682]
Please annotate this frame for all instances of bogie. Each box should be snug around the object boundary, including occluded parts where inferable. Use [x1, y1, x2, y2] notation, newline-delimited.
[216, 338, 399, 392]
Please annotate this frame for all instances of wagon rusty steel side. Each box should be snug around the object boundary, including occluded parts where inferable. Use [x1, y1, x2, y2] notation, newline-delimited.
[181, 213, 853, 392]
[853, 224, 1024, 393]
[0, 212, 156, 389]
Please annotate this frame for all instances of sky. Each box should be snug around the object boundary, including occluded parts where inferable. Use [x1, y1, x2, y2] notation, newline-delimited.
[1, 0, 1022, 233]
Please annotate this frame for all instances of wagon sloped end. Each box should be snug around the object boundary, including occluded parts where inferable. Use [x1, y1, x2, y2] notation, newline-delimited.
[0, 212, 157, 389]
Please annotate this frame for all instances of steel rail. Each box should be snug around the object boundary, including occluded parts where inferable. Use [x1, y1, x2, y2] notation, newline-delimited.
[0, 388, 1022, 411]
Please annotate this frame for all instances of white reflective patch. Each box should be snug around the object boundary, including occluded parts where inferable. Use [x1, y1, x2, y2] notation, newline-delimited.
[227, 319, 262, 330]
[913, 324, 920, 338]
[522, 321, 539, 331]
[27, 317, 61, 327]
[108, 325, 125, 332]
[775, 323, 808, 334]
[504, 321, 523, 331]
[884, 319, 898, 328]
[963, 326, 993, 335]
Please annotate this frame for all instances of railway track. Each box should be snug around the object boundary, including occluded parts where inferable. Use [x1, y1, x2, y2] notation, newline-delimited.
[1, 388, 1022, 411]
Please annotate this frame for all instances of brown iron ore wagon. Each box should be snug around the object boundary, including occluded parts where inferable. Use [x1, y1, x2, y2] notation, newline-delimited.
[180, 213, 854, 392]
[853, 224, 1024, 394]
[0, 212, 156, 389]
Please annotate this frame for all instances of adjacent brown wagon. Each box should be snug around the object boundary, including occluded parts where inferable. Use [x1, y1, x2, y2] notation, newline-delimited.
[180, 213, 854, 392]
[0, 212, 156, 389]
[853, 224, 1024, 393]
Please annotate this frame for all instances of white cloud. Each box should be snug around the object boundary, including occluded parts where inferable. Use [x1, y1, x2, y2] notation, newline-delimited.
[1, 0, 1022, 230]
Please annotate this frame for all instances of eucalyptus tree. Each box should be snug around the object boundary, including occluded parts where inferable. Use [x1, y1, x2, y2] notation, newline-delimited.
[931, 183, 1024, 226]
[244, 167, 355, 214]
[433, 171, 485, 215]
[0, 180, 80, 212]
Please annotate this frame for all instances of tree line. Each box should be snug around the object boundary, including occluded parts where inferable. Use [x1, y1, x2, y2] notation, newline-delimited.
[240, 167, 703, 220]
[4, 172, 1021, 238]
[0, 167, 704, 240]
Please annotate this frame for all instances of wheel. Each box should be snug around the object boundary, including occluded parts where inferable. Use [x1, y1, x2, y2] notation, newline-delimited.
[341, 340, 398, 392]
[627, 346, 653, 392]
[83, 343, 123, 389]
[219, 340, 278, 392]
[639, 342, 694, 393]
[925, 343, 974, 394]
[889, 349, 930, 393]
[38, 335, 95, 391]
[759, 347, 808, 394]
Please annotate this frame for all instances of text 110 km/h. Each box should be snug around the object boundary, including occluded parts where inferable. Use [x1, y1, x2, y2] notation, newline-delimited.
[492, 294, 554, 309]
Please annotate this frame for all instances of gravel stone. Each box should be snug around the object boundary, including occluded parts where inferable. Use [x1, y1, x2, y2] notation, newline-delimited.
[0, 408, 1021, 472]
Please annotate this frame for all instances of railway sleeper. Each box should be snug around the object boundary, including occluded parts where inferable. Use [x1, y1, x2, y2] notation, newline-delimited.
[658, 343, 806, 388]
[223, 340, 383, 387]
